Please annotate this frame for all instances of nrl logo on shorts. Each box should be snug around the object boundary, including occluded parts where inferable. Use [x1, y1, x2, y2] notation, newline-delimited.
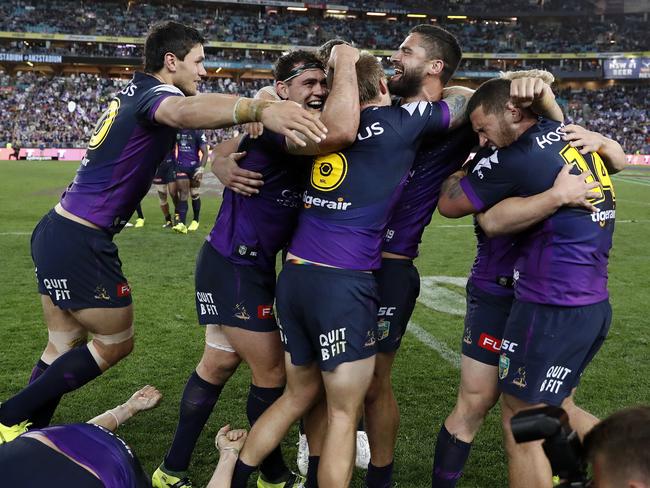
[512, 367, 527, 388]
[94, 285, 110, 301]
[238, 245, 247, 256]
[364, 330, 376, 347]
[377, 319, 390, 341]
[498, 353, 510, 380]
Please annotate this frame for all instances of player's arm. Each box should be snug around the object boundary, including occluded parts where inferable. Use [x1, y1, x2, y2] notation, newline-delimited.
[87, 385, 161, 432]
[155, 94, 327, 148]
[210, 135, 263, 196]
[476, 165, 601, 237]
[206, 426, 247, 488]
[286, 44, 360, 156]
[504, 70, 564, 122]
[243, 86, 279, 138]
[562, 124, 627, 174]
[441, 85, 474, 131]
[438, 170, 479, 218]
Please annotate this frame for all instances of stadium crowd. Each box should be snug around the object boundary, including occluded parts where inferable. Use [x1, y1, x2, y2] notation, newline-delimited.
[0, 0, 647, 52]
[0, 70, 647, 154]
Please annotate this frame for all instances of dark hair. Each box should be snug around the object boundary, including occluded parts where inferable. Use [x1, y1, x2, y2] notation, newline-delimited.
[273, 50, 325, 83]
[467, 78, 512, 117]
[356, 52, 385, 105]
[316, 38, 351, 64]
[144, 21, 205, 73]
[408, 24, 462, 84]
[584, 406, 650, 482]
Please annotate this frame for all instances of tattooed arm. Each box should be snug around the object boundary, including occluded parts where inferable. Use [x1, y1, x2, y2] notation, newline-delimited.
[441, 86, 473, 131]
[438, 170, 478, 218]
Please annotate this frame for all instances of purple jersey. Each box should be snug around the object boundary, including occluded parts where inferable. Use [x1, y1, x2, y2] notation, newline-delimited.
[460, 118, 615, 306]
[176, 129, 207, 168]
[289, 101, 450, 270]
[383, 124, 476, 257]
[469, 218, 518, 297]
[60, 72, 182, 233]
[208, 131, 308, 271]
[30, 423, 149, 488]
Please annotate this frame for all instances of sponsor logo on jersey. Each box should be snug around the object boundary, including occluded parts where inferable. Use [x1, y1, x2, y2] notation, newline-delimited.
[539, 365, 572, 395]
[479, 333, 502, 353]
[535, 126, 565, 150]
[303, 192, 352, 210]
[471, 151, 499, 179]
[357, 122, 385, 141]
[197, 291, 218, 316]
[43, 278, 71, 301]
[311, 152, 347, 191]
[591, 209, 615, 225]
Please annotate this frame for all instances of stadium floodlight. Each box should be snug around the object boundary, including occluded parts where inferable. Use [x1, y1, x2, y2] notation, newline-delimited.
[448, 15, 468, 19]
[367, 12, 387, 16]
[407, 13, 427, 18]
[326, 9, 347, 14]
[287, 6, 308, 11]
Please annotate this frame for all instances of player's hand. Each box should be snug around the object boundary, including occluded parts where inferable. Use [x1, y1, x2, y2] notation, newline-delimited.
[193, 166, 204, 183]
[211, 150, 263, 196]
[561, 124, 605, 155]
[552, 164, 601, 212]
[126, 385, 162, 413]
[260, 100, 327, 147]
[243, 122, 264, 139]
[216, 425, 247, 454]
[510, 77, 550, 108]
[328, 44, 360, 69]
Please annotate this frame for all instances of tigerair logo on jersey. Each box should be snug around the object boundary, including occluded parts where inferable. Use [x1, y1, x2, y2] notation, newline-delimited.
[311, 152, 347, 191]
[591, 209, 615, 226]
[88, 98, 120, 150]
[320, 327, 347, 361]
[303, 192, 352, 211]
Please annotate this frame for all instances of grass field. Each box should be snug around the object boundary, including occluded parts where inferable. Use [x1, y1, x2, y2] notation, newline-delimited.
[1, 161, 649, 487]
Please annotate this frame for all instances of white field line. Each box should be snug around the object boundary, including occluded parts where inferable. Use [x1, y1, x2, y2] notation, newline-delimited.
[0, 232, 30, 236]
[406, 276, 467, 368]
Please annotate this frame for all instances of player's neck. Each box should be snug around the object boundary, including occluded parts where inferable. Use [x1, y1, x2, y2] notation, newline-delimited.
[148, 70, 172, 85]
[403, 80, 443, 104]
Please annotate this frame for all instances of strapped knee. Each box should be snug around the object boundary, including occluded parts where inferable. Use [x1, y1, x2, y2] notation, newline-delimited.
[48, 329, 87, 355]
[190, 188, 201, 200]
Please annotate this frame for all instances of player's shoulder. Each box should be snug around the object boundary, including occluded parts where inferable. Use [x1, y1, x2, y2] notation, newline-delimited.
[133, 72, 184, 99]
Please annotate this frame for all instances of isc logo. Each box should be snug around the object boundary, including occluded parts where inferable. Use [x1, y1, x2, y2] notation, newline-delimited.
[378, 306, 396, 317]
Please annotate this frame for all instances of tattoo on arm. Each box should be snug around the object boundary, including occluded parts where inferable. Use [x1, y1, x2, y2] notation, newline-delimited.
[445, 94, 469, 130]
[441, 173, 465, 199]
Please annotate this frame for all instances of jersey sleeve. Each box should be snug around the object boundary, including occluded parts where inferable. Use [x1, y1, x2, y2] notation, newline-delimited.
[136, 84, 184, 124]
[396, 101, 450, 145]
[459, 147, 529, 212]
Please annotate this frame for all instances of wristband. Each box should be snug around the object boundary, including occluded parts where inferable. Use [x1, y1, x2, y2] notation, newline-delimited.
[233, 98, 273, 124]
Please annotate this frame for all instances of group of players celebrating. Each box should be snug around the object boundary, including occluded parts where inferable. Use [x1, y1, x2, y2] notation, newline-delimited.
[0, 17, 625, 488]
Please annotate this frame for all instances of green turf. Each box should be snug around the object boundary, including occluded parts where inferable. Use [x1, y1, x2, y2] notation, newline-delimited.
[1, 161, 648, 487]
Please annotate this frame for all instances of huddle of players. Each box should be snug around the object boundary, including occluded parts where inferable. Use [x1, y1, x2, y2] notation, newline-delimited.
[154, 23, 623, 488]
[0, 19, 624, 488]
[152, 128, 209, 233]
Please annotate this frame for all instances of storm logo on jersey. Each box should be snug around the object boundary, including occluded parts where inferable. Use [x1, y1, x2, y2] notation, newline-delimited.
[311, 152, 348, 191]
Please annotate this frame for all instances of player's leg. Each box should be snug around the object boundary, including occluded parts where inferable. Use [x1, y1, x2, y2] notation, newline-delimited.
[561, 389, 599, 440]
[134, 203, 145, 227]
[155, 183, 173, 227]
[154, 326, 241, 487]
[432, 282, 510, 487]
[168, 180, 179, 221]
[302, 397, 327, 486]
[501, 393, 553, 488]
[320, 357, 375, 488]
[222, 326, 293, 484]
[188, 179, 201, 231]
[233, 355, 323, 488]
[173, 171, 190, 233]
[25, 294, 88, 428]
[365, 257, 420, 486]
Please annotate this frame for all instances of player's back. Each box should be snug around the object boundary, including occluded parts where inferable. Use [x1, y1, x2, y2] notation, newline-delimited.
[289, 101, 449, 270]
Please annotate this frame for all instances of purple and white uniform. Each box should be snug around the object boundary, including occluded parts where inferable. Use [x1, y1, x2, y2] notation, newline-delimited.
[176, 129, 207, 177]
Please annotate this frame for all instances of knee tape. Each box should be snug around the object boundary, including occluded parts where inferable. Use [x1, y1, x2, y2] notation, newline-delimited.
[92, 326, 134, 345]
[48, 329, 87, 354]
[190, 188, 201, 199]
[205, 324, 236, 353]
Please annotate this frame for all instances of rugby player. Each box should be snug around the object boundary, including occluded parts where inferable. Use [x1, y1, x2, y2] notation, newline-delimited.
[153, 148, 178, 228]
[173, 129, 209, 233]
[152, 46, 358, 488]
[437, 78, 625, 488]
[1, 385, 162, 487]
[0, 20, 327, 443]
[229, 51, 468, 488]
